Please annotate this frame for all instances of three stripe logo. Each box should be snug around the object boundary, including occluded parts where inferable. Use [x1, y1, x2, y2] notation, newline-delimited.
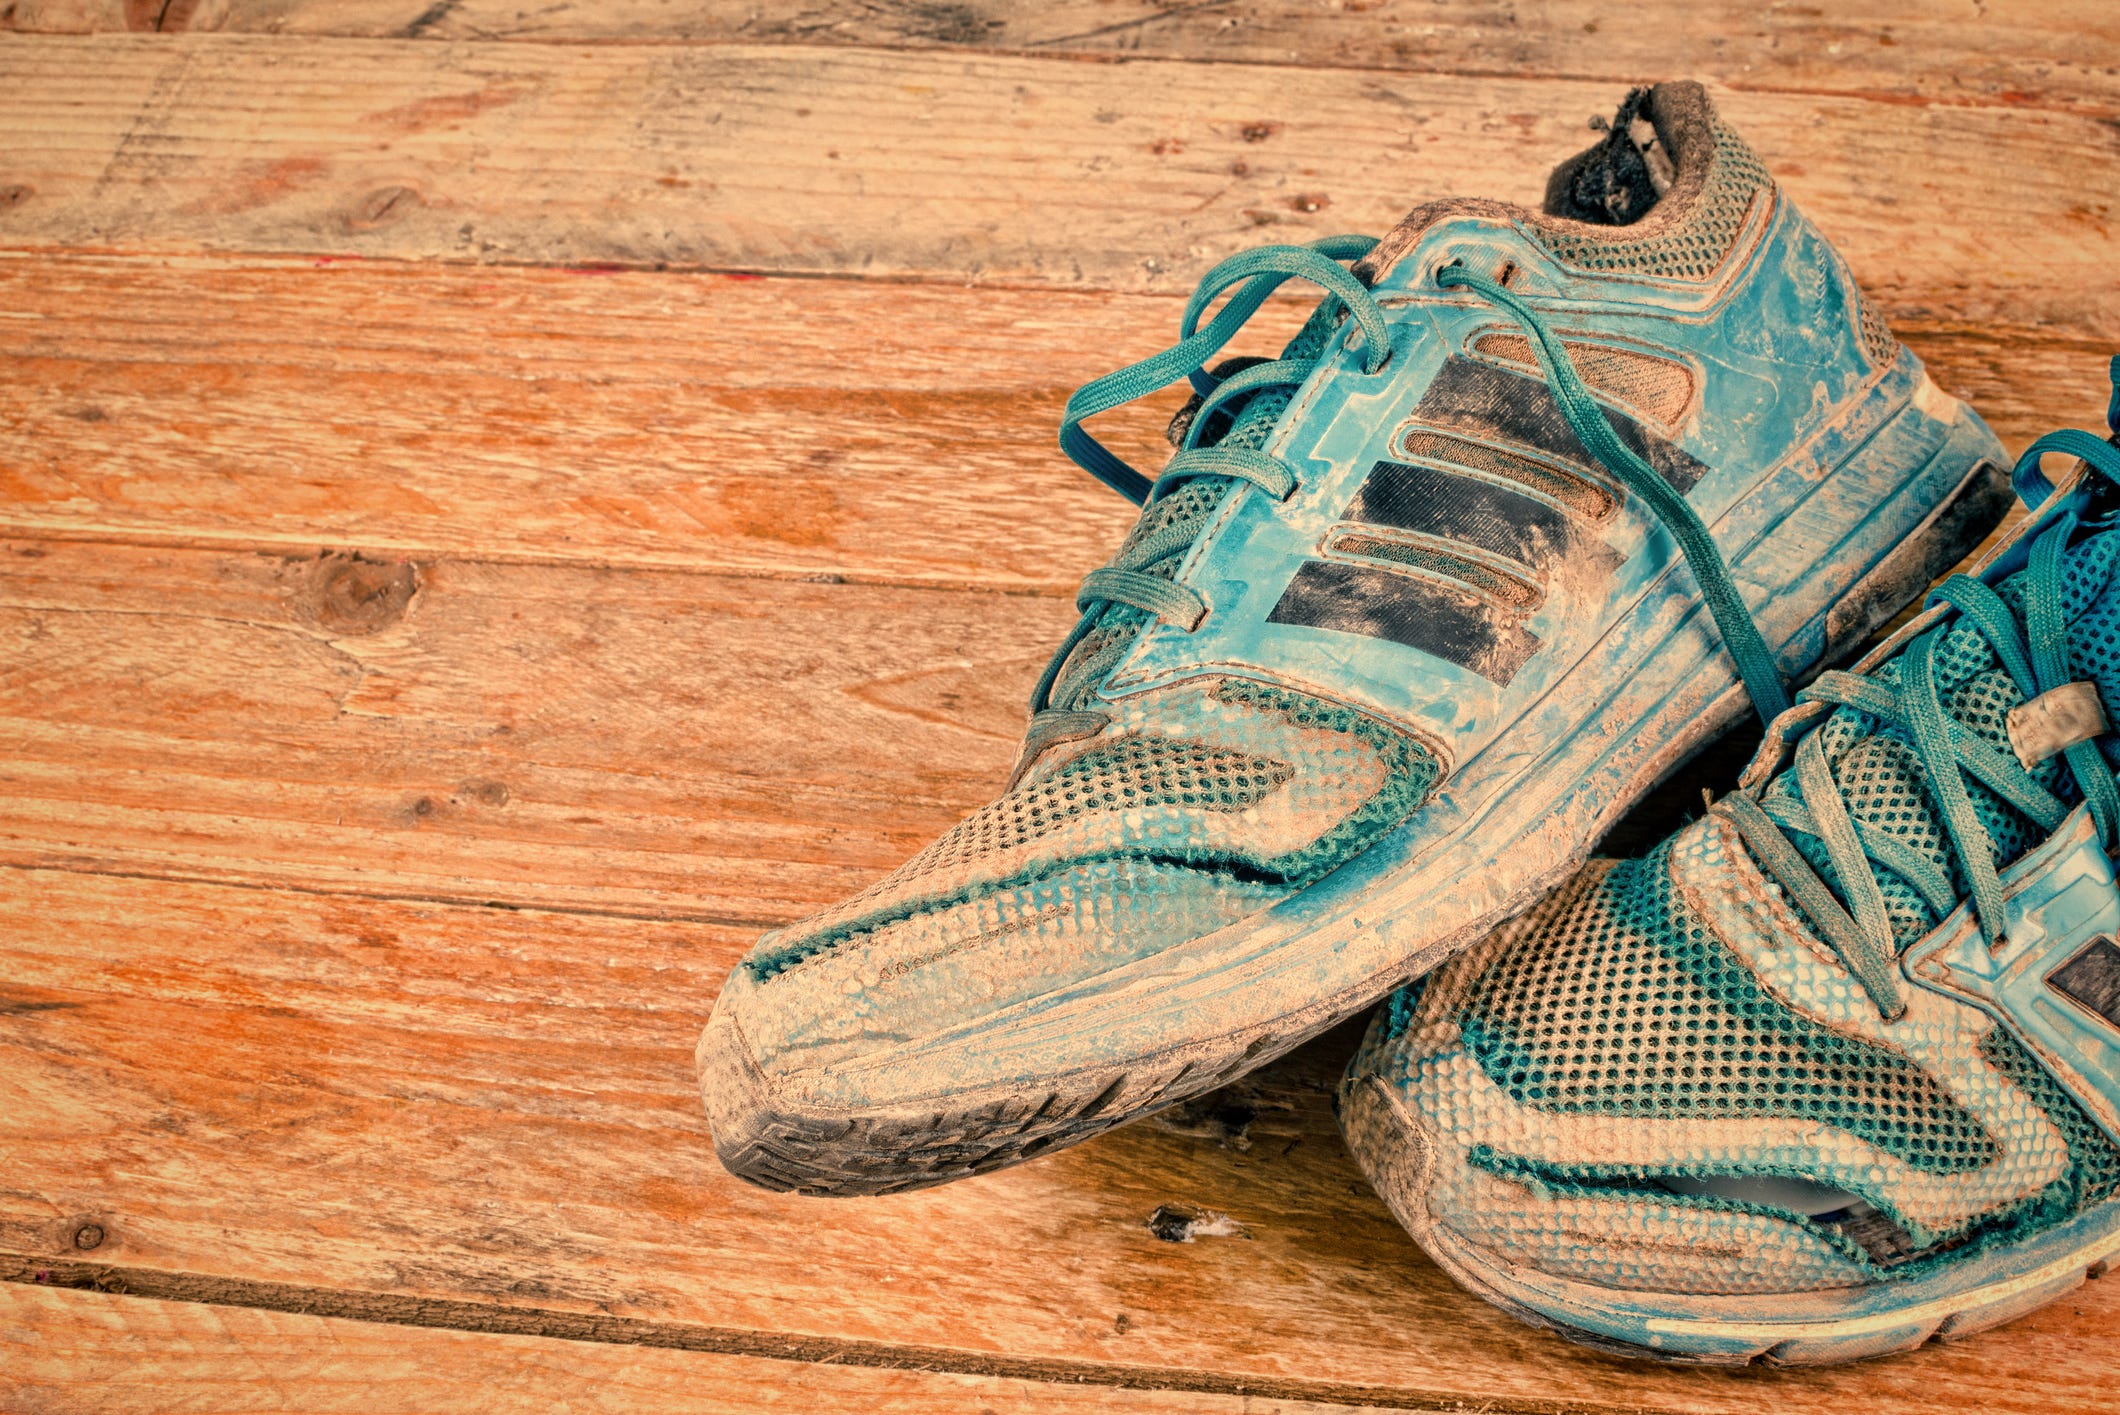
[1267, 353, 1707, 686]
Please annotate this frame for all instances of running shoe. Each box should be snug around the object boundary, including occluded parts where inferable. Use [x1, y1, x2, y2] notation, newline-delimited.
[702, 81, 2010, 1194]
[1341, 364, 2120, 1365]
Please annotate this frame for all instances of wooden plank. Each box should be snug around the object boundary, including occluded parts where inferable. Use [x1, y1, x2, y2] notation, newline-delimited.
[5, 0, 2115, 120]
[0, 251, 2110, 589]
[5, 867, 2117, 1414]
[0, 251, 1159, 592]
[0, 534, 1073, 922]
[0, 1284, 1429, 1415]
[0, 38, 2113, 335]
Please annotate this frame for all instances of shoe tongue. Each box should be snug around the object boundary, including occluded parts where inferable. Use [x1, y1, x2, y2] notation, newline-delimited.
[1765, 524, 2120, 945]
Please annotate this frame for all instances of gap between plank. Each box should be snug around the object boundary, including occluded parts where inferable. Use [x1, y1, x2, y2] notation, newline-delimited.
[0, 859, 794, 933]
[0, 1254, 1676, 1415]
[0, 24, 2093, 121]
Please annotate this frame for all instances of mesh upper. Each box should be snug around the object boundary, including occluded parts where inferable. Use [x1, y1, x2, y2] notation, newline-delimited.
[1856, 292, 1898, 368]
[1762, 527, 2120, 948]
[892, 738, 1295, 881]
[752, 675, 1441, 978]
[1369, 519, 2120, 1287]
[1458, 849, 2000, 1175]
[1533, 120, 1772, 281]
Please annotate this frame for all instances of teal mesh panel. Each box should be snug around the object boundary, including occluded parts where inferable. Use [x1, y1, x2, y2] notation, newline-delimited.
[1457, 839, 2001, 1175]
[913, 738, 1296, 875]
[1980, 1027, 2120, 1213]
[1855, 291, 1897, 369]
[1210, 678, 1440, 883]
[1755, 528, 2120, 947]
[1533, 121, 1771, 280]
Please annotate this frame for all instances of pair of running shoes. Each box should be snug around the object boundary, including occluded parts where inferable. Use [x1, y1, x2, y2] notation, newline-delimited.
[699, 81, 2120, 1366]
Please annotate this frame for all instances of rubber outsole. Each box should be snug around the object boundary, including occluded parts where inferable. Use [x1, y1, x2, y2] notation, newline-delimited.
[702, 449, 2016, 1197]
[1336, 1070, 2120, 1367]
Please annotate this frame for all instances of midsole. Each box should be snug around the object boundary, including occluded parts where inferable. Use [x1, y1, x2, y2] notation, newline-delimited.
[1422, 1183, 2120, 1354]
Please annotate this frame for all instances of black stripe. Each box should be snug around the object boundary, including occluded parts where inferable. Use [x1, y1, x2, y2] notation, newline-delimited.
[2052, 936, 2120, 1031]
[1347, 461, 1573, 571]
[1412, 355, 1707, 495]
[1267, 561, 1542, 686]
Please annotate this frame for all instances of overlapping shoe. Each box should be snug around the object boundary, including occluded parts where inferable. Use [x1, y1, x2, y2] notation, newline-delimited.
[1341, 367, 2120, 1365]
[700, 81, 2010, 1195]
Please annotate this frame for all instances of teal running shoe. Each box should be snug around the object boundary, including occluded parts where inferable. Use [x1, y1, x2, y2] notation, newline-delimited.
[700, 82, 2009, 1194]
[1340, 368, 2120, 1365]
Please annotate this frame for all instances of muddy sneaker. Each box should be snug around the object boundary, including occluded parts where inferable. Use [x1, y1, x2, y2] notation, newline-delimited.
[701, 81, 2009, 1195]
[1340, 367, 2120, 1366]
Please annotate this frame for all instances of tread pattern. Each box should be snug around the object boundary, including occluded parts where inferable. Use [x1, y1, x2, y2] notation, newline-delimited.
[702, 1010, 1344, 1197]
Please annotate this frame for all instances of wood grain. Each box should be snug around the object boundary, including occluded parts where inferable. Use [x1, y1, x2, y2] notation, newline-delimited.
[0, 534, 1075, 922]
[0, 37, 2113, 335]
[5, 865, 2117, 1415]
[0, 13, 2115, 1410]
[0, 251, 1159, 592]
[0, 1284, 1427, 1415]
[1, 251, 2110, 592]
[5, 0, 2116, 120]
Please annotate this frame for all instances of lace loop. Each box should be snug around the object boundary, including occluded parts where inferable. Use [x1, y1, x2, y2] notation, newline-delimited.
[1718, 793, 1906, 1019]
[2011, 426, 2120, 510]
[1059, 236, 1387, 505]
[1182, 358, 1314, 453]
[1729, 407, 2120, 1019]
[1156, 447, 1296, 502]
[1076, 568, 1206, 632]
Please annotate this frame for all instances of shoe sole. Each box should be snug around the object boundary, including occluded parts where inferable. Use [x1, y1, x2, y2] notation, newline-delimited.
[703, 388, 2012, 1197]
[1337, 1068, 2120, 1366]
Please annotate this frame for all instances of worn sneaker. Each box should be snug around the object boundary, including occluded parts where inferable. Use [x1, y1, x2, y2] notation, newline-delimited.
[700, 81, 2010, 1195]
[1340, 367, 2120, 1365]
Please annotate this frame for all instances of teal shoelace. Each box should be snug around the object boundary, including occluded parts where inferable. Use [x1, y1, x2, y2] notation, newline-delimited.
[1719, 382, 2120, 1020]
[1032, 238, 1792, 727]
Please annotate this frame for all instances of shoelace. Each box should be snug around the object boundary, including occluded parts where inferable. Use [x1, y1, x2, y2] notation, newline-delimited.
[1031, 238, 1793, 728]
[1718, 375, 2120, 1021]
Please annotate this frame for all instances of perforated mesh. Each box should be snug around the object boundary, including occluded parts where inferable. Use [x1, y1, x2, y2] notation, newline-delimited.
[1394, 428, 1615, 519]
[1533, 121, 1772, 281]
[1468, 331, 1696, 429]
[1371, 528, 2120, 1291]
[1981, 1028, 2120, 1212]
[1458, 844, 2002, 1174]
[906, 738, 1295, 878]
[1856, 292, 1898, 368]
[1214, 677, 1440, 882]
[1754, 529, 2120, 947]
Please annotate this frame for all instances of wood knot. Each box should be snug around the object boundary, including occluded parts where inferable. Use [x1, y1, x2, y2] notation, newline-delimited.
[344, 184, 422, 233]
[0, 185, 31, 213]
[72, 1222, 104, 1251]
[303, 553, 420, 636]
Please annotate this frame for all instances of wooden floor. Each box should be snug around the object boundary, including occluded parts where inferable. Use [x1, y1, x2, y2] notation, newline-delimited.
[2, 4, 2117, 1411]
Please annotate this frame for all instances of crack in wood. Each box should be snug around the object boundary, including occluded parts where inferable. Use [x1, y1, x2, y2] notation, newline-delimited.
[0, 1254, 1675, 1415]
